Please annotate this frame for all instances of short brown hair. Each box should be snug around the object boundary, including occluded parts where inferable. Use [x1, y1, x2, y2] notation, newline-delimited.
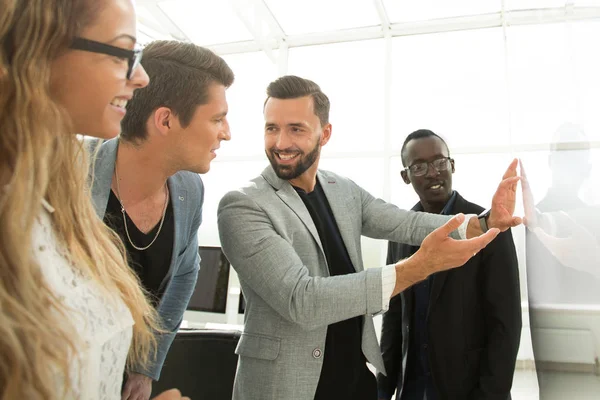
[121, 40, 234, 142]
[265, 75, 330, 126]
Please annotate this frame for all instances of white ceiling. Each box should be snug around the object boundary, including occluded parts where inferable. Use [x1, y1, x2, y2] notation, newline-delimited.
[135, 0, 600, 51]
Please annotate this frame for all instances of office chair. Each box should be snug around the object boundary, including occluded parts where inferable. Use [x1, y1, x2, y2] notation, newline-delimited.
[152, 329, 241, 400]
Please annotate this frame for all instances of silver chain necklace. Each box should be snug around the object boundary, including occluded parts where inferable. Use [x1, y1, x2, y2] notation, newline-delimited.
[114, 163, 169, 251]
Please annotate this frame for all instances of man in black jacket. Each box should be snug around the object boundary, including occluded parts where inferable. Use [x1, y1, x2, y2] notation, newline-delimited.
[378, 129, 522, 400]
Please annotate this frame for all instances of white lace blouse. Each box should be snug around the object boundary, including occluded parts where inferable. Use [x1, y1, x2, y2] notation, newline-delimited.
[32, 200, 134, 399]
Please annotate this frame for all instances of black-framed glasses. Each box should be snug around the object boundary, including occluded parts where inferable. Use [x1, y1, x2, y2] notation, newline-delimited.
[405, 157, 453, 177]
[70, 37, 143, 80]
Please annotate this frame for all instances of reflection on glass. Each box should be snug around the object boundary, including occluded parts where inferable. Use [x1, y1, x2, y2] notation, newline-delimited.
[524, 123, 600, 306]
[522, 123, 600, 396]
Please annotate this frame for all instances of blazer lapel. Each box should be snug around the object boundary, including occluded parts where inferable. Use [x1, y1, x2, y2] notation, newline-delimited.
[429, 270, 449, 314]
[318, 171, 362, 272]
[261, 167, 324, 254]
[428, 192, 466, 310]
[160, 175, 188, 288]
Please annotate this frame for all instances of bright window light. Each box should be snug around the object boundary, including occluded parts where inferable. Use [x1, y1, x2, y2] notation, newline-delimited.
[506, 21, 600, 144]
[220, 51, 279, 157]
[158, 0, 254, 45]
[390, 28, 509, 150]
[576, 0, 600, 6]
[287, 39, 386, 153]
[504, 0, 568, 11]
[136, 5, 163, 28]
[264, 0, 380, 35]
[319, 158, 385, 199]
[197, 160, 268, 245]
[383, 0, 501, 23]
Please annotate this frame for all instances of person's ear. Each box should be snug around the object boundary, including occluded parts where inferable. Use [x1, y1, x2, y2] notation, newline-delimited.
[401, 169, 411, 185]
[153, 107, 173, 136]
[320, 123, 332, 146]
[450, 158, 455, 174]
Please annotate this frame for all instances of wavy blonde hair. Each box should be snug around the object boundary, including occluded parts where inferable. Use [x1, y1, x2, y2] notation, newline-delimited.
[0, 1, 159, 399]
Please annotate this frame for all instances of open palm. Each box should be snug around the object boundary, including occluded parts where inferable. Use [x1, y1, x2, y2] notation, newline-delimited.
[489, 158, 522, 232]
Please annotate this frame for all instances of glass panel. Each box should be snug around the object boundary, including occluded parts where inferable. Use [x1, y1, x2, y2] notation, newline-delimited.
[506, 21, 600, 145]
[391, 28, 509, 150]
[220, 52, 279, 157]
[571, 21, 600, 143]
[383, 0, 501, 23]
[264, 0, 380, 35]
[288, 39, 385, 153]
[158, 0, 254, 45]
[518, 148, 600, 306]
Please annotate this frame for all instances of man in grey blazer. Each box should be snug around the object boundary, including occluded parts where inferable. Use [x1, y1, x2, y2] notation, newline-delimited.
[90, 41, 234, 400]
[217, 75, 521, 400]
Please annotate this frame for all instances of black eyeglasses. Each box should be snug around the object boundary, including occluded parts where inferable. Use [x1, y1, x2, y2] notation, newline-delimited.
[70, 37, 143, 80]
[405, 157, 453, 177]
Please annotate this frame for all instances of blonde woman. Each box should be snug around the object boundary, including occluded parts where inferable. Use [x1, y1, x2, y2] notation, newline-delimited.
[0, 0, 188, 399]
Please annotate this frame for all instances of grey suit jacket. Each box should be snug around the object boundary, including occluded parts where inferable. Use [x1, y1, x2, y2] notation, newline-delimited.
[90, 138, 203, 380]
[217, 166, 454, 400]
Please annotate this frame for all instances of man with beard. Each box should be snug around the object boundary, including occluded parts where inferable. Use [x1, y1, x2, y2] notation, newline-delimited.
[217, 75, 522, 400]
[378, 130, 521, 400]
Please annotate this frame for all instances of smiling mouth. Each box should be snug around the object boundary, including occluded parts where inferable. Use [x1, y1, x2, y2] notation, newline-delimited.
[427, 183, 444, 190]
[110, 98, 128, 109]
[274, 151, 300, 161]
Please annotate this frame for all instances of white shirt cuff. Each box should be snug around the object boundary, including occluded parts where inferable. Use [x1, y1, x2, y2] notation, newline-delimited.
[459, 214, 477, 239]
[380, 264, 397, 312]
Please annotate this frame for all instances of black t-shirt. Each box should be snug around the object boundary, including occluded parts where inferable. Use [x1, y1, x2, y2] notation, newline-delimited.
[104, 190, 174, 306]
[293, 179, 376, 400]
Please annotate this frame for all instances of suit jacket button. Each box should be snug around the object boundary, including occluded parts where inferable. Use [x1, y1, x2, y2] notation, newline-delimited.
[313, 348, 322, 359]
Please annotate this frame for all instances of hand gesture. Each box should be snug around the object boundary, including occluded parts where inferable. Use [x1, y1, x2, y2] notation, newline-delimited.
[488, 158, 522, 232]
[415, 214, 500, 275]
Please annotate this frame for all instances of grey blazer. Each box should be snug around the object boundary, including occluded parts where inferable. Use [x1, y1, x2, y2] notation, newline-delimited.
[217, 166, 454, 400]
[90, 138, 203, 380]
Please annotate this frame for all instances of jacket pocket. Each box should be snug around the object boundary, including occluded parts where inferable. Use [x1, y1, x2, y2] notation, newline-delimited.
[235, 332, 281, 361]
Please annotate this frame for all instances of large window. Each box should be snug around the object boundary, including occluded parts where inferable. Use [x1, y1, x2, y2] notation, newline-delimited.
[288, 39, 386, 154]
[391, 27, 509, 150]
[221, 51, 279, 157]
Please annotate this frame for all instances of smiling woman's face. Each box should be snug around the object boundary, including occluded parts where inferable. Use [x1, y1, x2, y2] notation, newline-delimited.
[50, 0, 149, 138]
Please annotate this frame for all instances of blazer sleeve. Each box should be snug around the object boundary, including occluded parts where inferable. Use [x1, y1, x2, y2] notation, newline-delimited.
[470, 228, 522, 400]
[217, 189, 384, 331]
[377, 242, 404, 400]
[134, 177, 203, 381]
[353, 181, 458, 244]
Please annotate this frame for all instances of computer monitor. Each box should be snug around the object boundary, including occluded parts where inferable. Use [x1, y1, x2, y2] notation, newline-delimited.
[187, 246, 231, 313]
